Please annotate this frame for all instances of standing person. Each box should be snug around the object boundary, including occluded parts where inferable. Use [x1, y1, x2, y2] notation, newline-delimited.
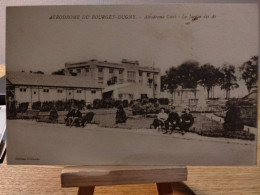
[49, 106, 58, 123]
[115, 105, 127, 124]
[223, 105, 244, 131]
[164, 106, 180, 134]
[179, 107, 194, 135]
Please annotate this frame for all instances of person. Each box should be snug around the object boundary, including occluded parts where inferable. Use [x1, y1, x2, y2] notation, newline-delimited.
[65, 107, 76, 126]
[179, 107, 194, 134]
[71, 107, 82, 127]
[151, 107, 168, 131]
[49, 106, 58, 123]
[164, 106, 180, 134]
[81, 106, 95, 127]
[115, 105, 127, 124]
[223, 105, 244, 131]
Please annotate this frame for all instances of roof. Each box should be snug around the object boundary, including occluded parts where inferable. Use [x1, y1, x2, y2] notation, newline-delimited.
[103, 83, 133, 93]
[7, 71, 102, 89]
[66, 60, 160, 73]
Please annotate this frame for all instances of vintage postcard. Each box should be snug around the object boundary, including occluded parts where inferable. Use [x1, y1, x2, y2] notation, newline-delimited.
[6, 4, 258, 165]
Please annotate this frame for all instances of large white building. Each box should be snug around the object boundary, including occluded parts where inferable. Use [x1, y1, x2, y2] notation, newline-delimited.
[65, 59, 161, 100]
[7, 72, 102, 104]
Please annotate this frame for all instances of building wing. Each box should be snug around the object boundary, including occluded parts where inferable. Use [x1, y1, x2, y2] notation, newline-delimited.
[7, 71, 103, 89]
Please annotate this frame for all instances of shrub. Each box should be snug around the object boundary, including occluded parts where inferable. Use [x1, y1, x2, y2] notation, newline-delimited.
[141, 98, 149, 105]
[56, 100, 65, 111]
[149, 98, 158, 104]
[159, 98, 169, 105]
[132, 102, 145, 115]
[93, 99, 101, 109]
[123, 100, 128, 107]
[32, 101, 41, 110]
[40, 101, 53, 112]
[115, 100, 122, 108]
[18, 102, 29, 113]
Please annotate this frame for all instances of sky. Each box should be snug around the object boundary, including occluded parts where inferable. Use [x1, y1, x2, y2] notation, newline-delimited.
[1, 0, 259, 74]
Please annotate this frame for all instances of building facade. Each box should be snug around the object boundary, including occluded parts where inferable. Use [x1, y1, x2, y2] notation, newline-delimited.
[65, 59, 161, 100]
[7, 72, 102, 105]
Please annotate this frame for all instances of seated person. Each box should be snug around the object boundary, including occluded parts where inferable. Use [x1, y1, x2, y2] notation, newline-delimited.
[81, 110, 95, 127]
[65, 107, 76, 126]
[70, 108, 82, 127]
[179, 107, 194, 134]
[116, 105, 127, 124]
[164, 106, 180, 134]
[151, 107, 168, 130]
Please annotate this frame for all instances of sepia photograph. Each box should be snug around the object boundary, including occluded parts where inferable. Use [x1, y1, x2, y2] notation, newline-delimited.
[6, 4, 258, 165]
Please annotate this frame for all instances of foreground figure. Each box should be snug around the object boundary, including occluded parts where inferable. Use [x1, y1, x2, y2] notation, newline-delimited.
[116, 105, 127, 124]
[152, 107, 168, 130]
[179, 108, 194, 134]
[164, 106, 180, 134]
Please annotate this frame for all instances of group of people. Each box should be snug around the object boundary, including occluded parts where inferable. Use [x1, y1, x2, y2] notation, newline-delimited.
[151, 106, 194, 135]
[65, 104, 194, 134]
[65, 107, 95, 127]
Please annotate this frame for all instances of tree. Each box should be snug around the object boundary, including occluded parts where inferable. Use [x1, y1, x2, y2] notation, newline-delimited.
[176, 60, 200, 89]
[220, 64, 239, 99]
[240, 56, 258, 92]
[52, 69, 65, 75]
[161, 67, 179, 99]
[198, 64, 222, 99]
[161, 61, 200, 99]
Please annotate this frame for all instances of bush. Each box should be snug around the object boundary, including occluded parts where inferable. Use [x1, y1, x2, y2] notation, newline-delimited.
[149, 98, 158, 104]
[123, 100, 129, 107]
[159, 98, 169, 105]
[132, 102, 145, 115]
[141, 98, 149, 105]
[115, 100, 122, 108]
[40, 101, 53, 112]
[18, 102, 29, 113]
[93, 99, 101, 109]
[32, 101, 41, 110]
[56, 100, 65, 111]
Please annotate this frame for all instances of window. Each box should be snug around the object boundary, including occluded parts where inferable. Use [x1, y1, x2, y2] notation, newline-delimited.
[139, 71, 142, 76]
[85, 67, 90, 72]
[127, 71, 136, 82]
[91, 90, 96, 94]
[57, 89, 63, 93]
[19, 88, 26, 92]
[69, 92, 71, 95]
[119, 69, 123, 74]
[77, 90, 82, 93]
[34, 91, 37, 95]
[147, 72, 150, 77]
[77, 69, 81, 73]
[43, 89, 49, 93]
[109, 68, 113, 73]
[98, 67, 103, 72]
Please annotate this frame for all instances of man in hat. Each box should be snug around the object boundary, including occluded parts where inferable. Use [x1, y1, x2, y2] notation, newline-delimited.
[65, 107, 76, 126]
[179, 107, 194, 134]
[164, 105, 180, 134]
[71, 107, 82, 127]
